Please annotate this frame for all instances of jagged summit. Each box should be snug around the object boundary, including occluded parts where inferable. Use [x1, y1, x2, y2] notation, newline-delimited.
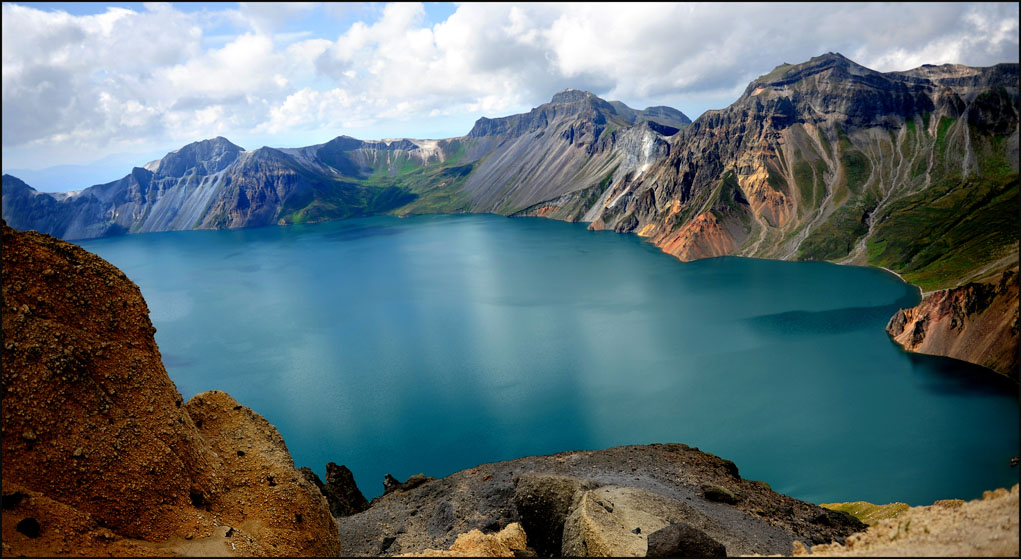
[145, 136, 244, 178]
[550, 88, 599, 104]
[747, 52, 878, 91]
[549, 90, 691, 124]
[468, 90, 689, 138]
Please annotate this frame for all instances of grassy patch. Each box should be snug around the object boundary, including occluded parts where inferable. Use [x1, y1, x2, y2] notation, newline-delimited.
[910, 152, 929, 180]
[933, 116, 957, 172]
[765, 163, 786, 192]
[901, 119, 916, 162]
[758, 63, 794, 83]
[712, 170, 751, 221]
[793, 160, 816, 207]
[975, 133, 1013, 180]
[820, 501, 910, 527]
[840, 149, 871, 194]
[798, 198, 872, 260]
[598, 165, 618, 190]
[867, 171, 1019, 289]
[277, 170, 417, 224]
[386, 162, 476, 215]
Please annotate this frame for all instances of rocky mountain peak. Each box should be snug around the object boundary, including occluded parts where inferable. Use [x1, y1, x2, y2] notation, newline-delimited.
[321, 135, 366, 151]
[640, 105, 693, 125]
[550, 88, 598, 104]
[728, 52, 946, 130]
[748, 52, 876, 92]
[151, 136, 244, 178]
[549, 88, 618, 115]
[2, 173, 34, 192]
[469, 90, 629, 138]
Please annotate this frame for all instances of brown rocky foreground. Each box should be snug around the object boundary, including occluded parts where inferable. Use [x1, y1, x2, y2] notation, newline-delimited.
[801, 484, 1019, 557]
[350, 483, 1021, 558]
[1, 221, 340, 556]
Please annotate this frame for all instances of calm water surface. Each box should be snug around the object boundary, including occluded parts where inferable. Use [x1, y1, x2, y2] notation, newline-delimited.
[80, 214, 1019, 504]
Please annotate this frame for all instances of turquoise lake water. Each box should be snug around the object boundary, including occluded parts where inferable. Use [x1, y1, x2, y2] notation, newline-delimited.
[79, 214, 1019, 505]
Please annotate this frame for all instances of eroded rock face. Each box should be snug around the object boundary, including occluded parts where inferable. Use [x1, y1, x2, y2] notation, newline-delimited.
[513, 473, 596, 556]
[0, 221, 340, 557]
[887, 268, 1019, 379]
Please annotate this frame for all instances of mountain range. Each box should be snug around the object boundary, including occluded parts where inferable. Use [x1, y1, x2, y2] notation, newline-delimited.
[1, 89, 688, 239]
[2, 53, 1017, 376]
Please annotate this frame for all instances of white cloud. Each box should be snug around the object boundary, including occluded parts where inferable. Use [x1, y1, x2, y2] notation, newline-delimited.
[2, 1, 1018, 176]
[236, 1, 317, 35]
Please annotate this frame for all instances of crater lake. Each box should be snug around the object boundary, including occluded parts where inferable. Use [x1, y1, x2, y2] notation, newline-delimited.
[78, 214, 1019, 505]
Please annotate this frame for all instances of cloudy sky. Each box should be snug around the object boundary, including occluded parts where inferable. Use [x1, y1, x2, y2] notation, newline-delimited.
[3, 2, 1018, 191]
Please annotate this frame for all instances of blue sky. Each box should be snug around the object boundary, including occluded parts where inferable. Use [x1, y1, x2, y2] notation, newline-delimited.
[3, 2, 1018, 191]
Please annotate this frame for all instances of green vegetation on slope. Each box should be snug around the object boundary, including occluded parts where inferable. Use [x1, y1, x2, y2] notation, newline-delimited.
[793, 158, 828, 211]
[282, 141, 480, 221]
[277, 178, 417, 225]
[390, 162, 475, 215]
[798, 199, 872, 261]
[840, 147, 871, 194]
[712, 170, 751, 219]
[866, 126, 1018, 290]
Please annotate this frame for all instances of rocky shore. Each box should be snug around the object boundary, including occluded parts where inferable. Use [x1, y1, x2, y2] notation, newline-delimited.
[887, 268, 1019, 379]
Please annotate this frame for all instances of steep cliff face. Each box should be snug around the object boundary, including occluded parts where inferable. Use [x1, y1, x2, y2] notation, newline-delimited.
[0, 220, 340, 556]
[887, 268, 1019, 379]
[462, 89, 689, 214]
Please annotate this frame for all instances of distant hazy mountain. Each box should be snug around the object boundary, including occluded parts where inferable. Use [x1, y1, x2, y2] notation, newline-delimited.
[1, 149, 166, 194]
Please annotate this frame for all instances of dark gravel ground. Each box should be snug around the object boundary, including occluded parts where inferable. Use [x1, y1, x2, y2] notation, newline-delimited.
[335, 443, 865, 556]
